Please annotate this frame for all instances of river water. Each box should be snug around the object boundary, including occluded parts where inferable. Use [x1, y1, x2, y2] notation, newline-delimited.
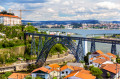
[38, 28, 120, 54]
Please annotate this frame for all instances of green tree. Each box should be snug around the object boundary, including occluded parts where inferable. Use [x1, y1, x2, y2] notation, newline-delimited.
[35, 76, 43, 79]
[89, 65, 94, 70]
[84, 52, 91, 63]
[24, 26, 38, 33]
[25, 76, 32, 79]
[107, 72, 111, 78]
[90, 67, 103, 78]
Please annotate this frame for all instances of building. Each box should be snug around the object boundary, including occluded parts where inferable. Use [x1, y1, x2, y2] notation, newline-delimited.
[0, 14, 21, 26]
[8, 73, 29, 79]
[31, 67, 51, 79]
[106, 53, 117, 62]
[45, 64, 60, 70]
[60, 65, 83, 77]
[89, 50, 116, 67]
[100, 64, 120, 79]
[92, 58, 113, 67]
[64, 70, 96, 79]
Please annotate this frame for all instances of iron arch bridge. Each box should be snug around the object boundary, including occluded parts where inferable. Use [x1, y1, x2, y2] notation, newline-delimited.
[24, 33, 120, 66]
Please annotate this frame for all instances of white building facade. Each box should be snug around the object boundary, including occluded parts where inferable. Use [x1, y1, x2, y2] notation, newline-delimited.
[0, 14, 21, 26]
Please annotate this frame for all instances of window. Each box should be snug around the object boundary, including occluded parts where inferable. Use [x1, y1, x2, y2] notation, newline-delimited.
[90, 62, 92, 64]
[62, 71, 64, 74]
[66, 71, 68, 74]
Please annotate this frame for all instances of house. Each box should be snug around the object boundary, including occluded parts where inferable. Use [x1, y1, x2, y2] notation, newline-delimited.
[64, 70, 96, 79]
[0, 14, 21, 26]
[89, 50, 104, 62]
[31, 67, 51, 79]
[45, 64, 60, 70]
[49, 68, 60, 78]
[8, 73, 29, 79]
[60, 65, 83, 77]
[92, 58, 113, 67]
[100, 64, 120, 79]
[106, 53, 117, 62]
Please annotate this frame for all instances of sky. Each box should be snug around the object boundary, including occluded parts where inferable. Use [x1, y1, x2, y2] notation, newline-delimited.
[0, 0, 120, 21]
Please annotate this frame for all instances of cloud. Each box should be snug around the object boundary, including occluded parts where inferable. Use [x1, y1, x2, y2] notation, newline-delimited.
[1, 0, 120, 21]
[0, 6, 5, 10]
[96, 1, 120, 10]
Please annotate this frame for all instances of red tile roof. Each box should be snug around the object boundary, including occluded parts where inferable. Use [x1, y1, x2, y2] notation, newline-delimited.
[48, 64, 60, 68]
[64, 70, 96, 79]
[93, 58, 107, 64]
[60, 65, 74, 71]
[96, 50, 104, 54]
[0, 14, 20, 18]
[32, 67, 51, 73]
[101, 64, 120, 74]
[96, 55, 110, 60]
[8, 73, 29, 79]
[106, 53, 117, 58]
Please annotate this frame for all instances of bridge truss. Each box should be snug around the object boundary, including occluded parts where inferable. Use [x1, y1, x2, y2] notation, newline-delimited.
[24, 33, 120, 66]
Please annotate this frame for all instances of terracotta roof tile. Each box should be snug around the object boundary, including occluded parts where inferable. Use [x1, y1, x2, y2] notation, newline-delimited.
[90, 58, 94, 60]
[32, 67, 51, 73]
[101, 64, 120, 74]
[48, 64, 60, 68]
[96, 55, 110, 60]
[93, 58, 107, 64]
[70, 66, 83, 71]
[8, 73, 29, 79]
[60, 65, 74, 71]
[96, 50, 104, 54]
[0, 14, 20, 18]
[64, 70, 96, 79]
[106, 53, 117, 58]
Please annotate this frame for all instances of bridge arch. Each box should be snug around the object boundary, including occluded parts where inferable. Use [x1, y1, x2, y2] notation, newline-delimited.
[36, 37, 84, 66]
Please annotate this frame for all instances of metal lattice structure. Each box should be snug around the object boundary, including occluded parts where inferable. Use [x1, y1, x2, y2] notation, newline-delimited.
[25, 33, 120, 66]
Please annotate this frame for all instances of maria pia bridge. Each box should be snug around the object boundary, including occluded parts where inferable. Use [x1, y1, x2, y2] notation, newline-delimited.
[24, 33, 120, 66]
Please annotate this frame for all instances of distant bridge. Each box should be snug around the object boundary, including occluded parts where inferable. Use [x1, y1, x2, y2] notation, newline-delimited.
[25, 33, 120, 66]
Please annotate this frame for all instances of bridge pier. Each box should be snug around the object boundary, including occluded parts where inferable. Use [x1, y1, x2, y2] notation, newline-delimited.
[111, 42, 117, 55]
[76, 39, 84, 62]
[31, 35, 36, 55]
[90, 40, 96, 53]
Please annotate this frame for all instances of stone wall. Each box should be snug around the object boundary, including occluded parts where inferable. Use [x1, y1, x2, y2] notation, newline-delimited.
[0, 46, 25, 55]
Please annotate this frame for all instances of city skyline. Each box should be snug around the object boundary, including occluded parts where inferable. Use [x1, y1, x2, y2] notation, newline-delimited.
[0, 0, 120, 21]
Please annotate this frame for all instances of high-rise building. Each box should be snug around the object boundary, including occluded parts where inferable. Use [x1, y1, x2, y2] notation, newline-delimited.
[0, 14, 21, 26]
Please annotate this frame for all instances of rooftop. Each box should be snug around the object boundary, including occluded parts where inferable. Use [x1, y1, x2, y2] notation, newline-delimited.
[0, 14, 20, 18]
[8, 73, 29, 79]
[93, 58, 107, 64]
[96, 55, 110, 60]
[32, 67, 51, 73]
[101, 64, 120, 74]
[48, 64, 60, 68]
[64, 70, 95, 79]
[106, 53, 117, 58]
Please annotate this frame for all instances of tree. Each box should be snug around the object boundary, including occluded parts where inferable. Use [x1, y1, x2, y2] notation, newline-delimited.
[25, 76, 32, 79]
[24, 26, 38, 33]
[107, 72, 111, 78]
[84, 52, 91, 63]
[90, 67, 103, 78]
[35, 76, 43, 79]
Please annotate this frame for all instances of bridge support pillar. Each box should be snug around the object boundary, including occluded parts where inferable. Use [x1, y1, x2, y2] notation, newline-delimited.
[83, 41, 88, 56]
[76, 39, 84, 62]
[90, 40, 96, 53]
[31, 35, 36, 55]
[38, 36, 43, 56]
[111, 43, 117, 55]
